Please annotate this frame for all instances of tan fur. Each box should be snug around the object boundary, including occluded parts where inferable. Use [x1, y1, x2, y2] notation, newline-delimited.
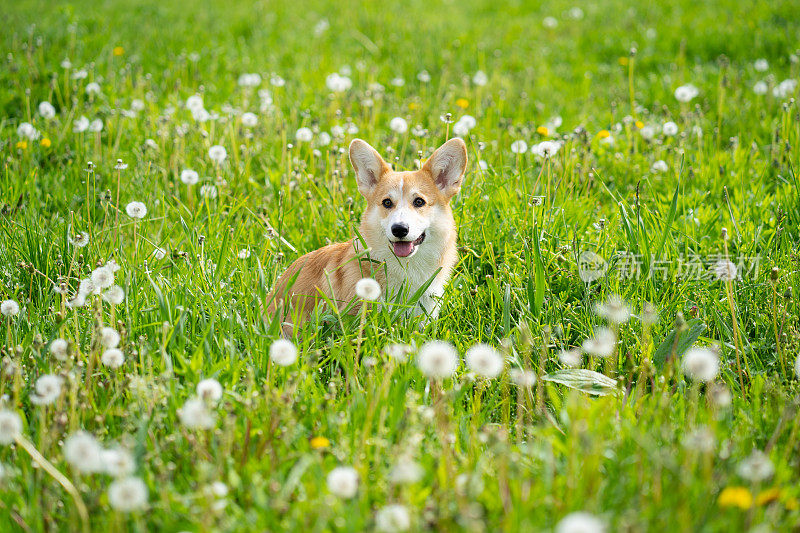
[269, 138, 467, 333]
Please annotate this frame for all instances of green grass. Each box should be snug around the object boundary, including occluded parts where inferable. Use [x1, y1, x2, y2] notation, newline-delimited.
[1, 0, 800, 530]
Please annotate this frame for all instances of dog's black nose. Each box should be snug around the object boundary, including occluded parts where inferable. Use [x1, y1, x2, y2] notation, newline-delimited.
[391, 224, 409, 238]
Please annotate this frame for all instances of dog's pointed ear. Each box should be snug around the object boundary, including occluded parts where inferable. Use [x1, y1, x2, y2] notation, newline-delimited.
[423, 138, 467, 198]
[349, 139, 389, 196]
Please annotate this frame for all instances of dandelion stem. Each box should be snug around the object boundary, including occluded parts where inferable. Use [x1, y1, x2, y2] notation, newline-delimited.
[15, 435, 90, 533]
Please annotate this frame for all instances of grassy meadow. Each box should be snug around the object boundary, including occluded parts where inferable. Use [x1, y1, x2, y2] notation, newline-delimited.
[1, 0, 800, 530]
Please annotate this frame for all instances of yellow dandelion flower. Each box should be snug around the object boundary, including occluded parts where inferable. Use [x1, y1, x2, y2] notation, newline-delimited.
[310, 436, 330, 449]
[597, 130, 611, 139]
[15, 140, 28, 150]
[408, 102, 420, 111]
[618, 57, 629, 66]
[536, 126, 549, 136]
[718, 486, 753, 509]
[756, 488, 782, 506]
[635, 120, 644, 129]
[40, 138, 51, 148]
[455, 98, 469, 109]
[113, 46, 125, 56]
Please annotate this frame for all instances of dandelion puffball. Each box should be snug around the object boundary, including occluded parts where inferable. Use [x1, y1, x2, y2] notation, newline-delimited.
[50, 338, 69, 360]
[355, 278, 381, 301]
[389, 117, 408, 134]
[197, 378, 223, 403]
[681, 347, 719, 382]
[417, 340, 459, 379]
[102, 448, 136, 477]
[101, 349, 125, 369]
[180, 169, 199, 185]
[108, 476, 148, 512]
[594, 295, 631, 324]
[581, 327, 616, 358]
[295, 127, 313, 142]
[0, 410, 23, 445]
[269, 339, 298, 366]
[555, 512, 606, 533]
[510, 140, 528, 154]
[178, 397, 217, 429]
[674, 84, 699, 102]
[31, 375, 64, 406]
[38, 101, 56, 119]
[737, 450, 774, 482]
[0, 299, 20, 317]
[99, 327, 121, 348]
[326, 466, 359, 498]
[125, 201, 147, 219]
[208, 145, 227, 163]
[465, 343, 504, 378]
[64, 431, 105, 472]
[375, 504, 411, 532]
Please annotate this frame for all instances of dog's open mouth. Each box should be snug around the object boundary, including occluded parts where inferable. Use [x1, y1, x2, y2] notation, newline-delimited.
[391, 232, 426, 258]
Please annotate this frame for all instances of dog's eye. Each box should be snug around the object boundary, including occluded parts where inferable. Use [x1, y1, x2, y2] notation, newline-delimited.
[382, 199, 393, 209]
[413, 197, 426, 208]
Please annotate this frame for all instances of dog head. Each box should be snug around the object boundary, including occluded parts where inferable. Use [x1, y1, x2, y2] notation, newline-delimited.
[349, 138, 467, 259]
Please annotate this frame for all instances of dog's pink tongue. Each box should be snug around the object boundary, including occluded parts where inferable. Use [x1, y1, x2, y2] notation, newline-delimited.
[392, 241, 414, 257]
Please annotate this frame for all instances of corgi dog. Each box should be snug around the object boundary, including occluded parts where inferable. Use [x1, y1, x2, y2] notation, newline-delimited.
[269, 137, 467, 332]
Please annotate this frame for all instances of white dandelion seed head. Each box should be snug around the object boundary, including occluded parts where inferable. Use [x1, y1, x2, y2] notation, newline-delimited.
[713, 260, 738, 281]
[681, 347, 719, 382]
[73, 116, 89, 133]
[180, 169, 199, 185]
[555, 511, 606, 533]
[89, 119, 103, 132]
[66, 293, 87, 309]
[50, 338, 69, 360]
[91, 266, 115, 289]
[0, 410, 23, 445]
[31, 374, 64, 406]
[417, 70, 431, 82]
[197, 378, 223, 403]
[753, 81, 768, 95]
[237, 249, 251, 259]
[295, 127, 313, 142]
[269, 339, 298, 366]
[531, 140, 561, 158]
[683, 426, 715, 454]
[543, 16, 558, 28]
[325, 72, 352, 92]
[79, 278, 98, 296]
[510, 368, 537, 388]
[417, 341, 459, 379]
[317, 132, 332, 146]
[105, 259, 121, 273]
[581, 327, 617, 358]
[662, 121, 679, 136]
[0, 300, 20, 317]
[510, 140, 528, 154]
[125, 201, 147, 219]
[355, 278, 381, 301]
[208, 145, 227, 163]
[754, 58, 769, 72]
[390, 77, 405, 87]
[772, 79, 796, 98]
[375, 504, 411, 532]
[472, 70, 488, 86]
[389, 457, 424, 484]
[101, 348, 125, 369]
[200, 184, 218, 199]
[639, 125, 656, 140]
[389, 117, 408, 134]
[558, 348, 582, 368]
[38, 101, 56, 119]
[384, 343, 413, 363]
[99, 326, 121, 349]
[737, 450, 774, 483]
[102, 448, 136, 477]
[178, 397, 217, 429]
[241, 112, 258, 128]
[708, 383, 733, 408]
[674, 84, 699, 102]
[651, 160, 669, 173]
[594, 295, 631, 324]
[465, 343, 504, 378]
[186, 94, 204, 112]
[103, 285, 125, 305]
[17, 122, 39, 140]
[108, 476, 148, 512]
[69, 232, 90, 248]
[326, 466, 359, 498]
[237, 73, 262, 87]
[85, 82, 101, 95]
[64, 431, 104, 472]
